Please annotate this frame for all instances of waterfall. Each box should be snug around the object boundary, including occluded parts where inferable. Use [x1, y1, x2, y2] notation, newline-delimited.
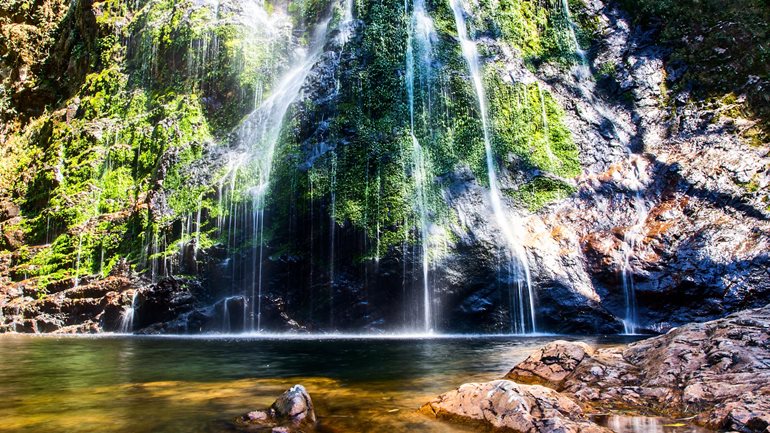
[406, 0, 436, 332]
[216, 13, 332, 333]
[337, 0, 355, 47]
[119, 291, 138, 333]
[620, 193, 646, 334]
[222, 296, 230, 331]
[621, 197, 649, 335]
[449, 0, 536, 333]
[329, 150, 337, 329]
[620, 160, 649, 334]
[220, 295, 243, 332]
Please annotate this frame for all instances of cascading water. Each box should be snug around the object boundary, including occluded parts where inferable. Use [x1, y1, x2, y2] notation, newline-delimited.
[620, 159, 649, 334]
[119, 290, 138, 333]
[449, 0, 536, 333]
[560, 0, 590, 79]
[405, 0, 437, 332]
[215, 12, 332, 333]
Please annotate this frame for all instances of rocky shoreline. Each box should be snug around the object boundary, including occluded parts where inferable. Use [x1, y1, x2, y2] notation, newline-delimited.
[420, 304, 770, 433]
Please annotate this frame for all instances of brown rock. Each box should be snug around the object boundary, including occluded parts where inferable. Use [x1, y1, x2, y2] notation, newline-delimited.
[235, 385, 316, 431]
[505, 340, 594, 387]
[504, 305, 770, 432]
[271, 384, 316, 424]
[420, 379, 611, 433]
[1, 216, 24, 250]
[0, 201, 20, 222]
[1, 275, 142, 334]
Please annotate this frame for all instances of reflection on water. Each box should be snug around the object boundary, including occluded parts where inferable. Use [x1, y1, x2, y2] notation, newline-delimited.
[593, 415, 711, 433]
[0, 334, 704, 433]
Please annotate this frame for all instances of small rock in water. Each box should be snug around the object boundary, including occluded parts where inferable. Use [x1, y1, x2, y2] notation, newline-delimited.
[235, 385, 316, 431]
[272, 385, 316, 424]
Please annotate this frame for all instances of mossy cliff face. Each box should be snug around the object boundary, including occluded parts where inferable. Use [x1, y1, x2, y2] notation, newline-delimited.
[0, 0, 768, 333]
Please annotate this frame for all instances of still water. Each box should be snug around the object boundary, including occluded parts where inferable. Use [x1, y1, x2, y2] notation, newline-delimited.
[0, 334, 709, 433]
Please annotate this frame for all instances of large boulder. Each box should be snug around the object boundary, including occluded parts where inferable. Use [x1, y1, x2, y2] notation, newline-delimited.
[235, 385, 316, 432]
[420, 379, 611, 433]
[506, 305, 770, 432]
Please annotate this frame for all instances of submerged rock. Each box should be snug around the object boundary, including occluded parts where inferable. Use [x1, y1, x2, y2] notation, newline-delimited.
[506, 304, 770, 432]
[420, 379, 611, 433]
[235, 385, 316, 432]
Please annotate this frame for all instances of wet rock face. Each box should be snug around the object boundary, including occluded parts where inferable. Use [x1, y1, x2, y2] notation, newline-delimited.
[3, 0, 769, 336]
[420, 379, 611, 433]
[235, 385, 316, 432]
[506, 305, 770, 432]
[0, 274, 138, 333]
[132, 277, 199, 333]
[152, 0, 768, 335]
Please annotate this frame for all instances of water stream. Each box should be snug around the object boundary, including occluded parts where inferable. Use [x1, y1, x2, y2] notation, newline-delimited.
[560, 0, 590, 79]
[620, 160, 649, 335]
[448, 0, 536, 333]
[119, 291, 138, 333]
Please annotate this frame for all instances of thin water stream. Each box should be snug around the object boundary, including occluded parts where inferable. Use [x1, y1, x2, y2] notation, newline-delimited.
[448, 0, 536, 333]
[405, 0, 437, 332]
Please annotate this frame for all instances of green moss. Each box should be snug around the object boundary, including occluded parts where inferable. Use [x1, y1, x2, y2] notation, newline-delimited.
[462, 0, 599, 67]
[596, 60, 617, 78]
[486, 71, 580, 179]
[4, 0, 592, 284]
[506, 176, 576, 211]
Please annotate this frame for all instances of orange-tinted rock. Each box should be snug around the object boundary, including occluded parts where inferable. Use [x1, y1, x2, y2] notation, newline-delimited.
[504, 305, 770, 432]
[235, 385, 316, 432]
[420, 380, 611, 433]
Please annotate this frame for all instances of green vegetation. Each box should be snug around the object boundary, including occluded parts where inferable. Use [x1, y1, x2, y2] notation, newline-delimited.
[507, 176, 576, 211]
[1, 0, 587, 290]
[0, 0, 70, 129]
[429, 0, 599, 67]
[486, 72, 580, 179]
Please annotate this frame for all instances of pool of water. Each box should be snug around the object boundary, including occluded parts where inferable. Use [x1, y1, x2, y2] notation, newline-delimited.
[0, 334, 706, 433]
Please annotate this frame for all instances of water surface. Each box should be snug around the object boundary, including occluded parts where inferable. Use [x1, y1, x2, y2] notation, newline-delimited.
[0, 334, 705, 432]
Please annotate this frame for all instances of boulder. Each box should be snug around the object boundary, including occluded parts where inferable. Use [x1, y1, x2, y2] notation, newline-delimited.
[235, 385, 316, 432]
[420, 379, 611, 433]
[505, 340, 594, 387]
[271, 384, 316, 425]
[505, 305, 770, 432]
